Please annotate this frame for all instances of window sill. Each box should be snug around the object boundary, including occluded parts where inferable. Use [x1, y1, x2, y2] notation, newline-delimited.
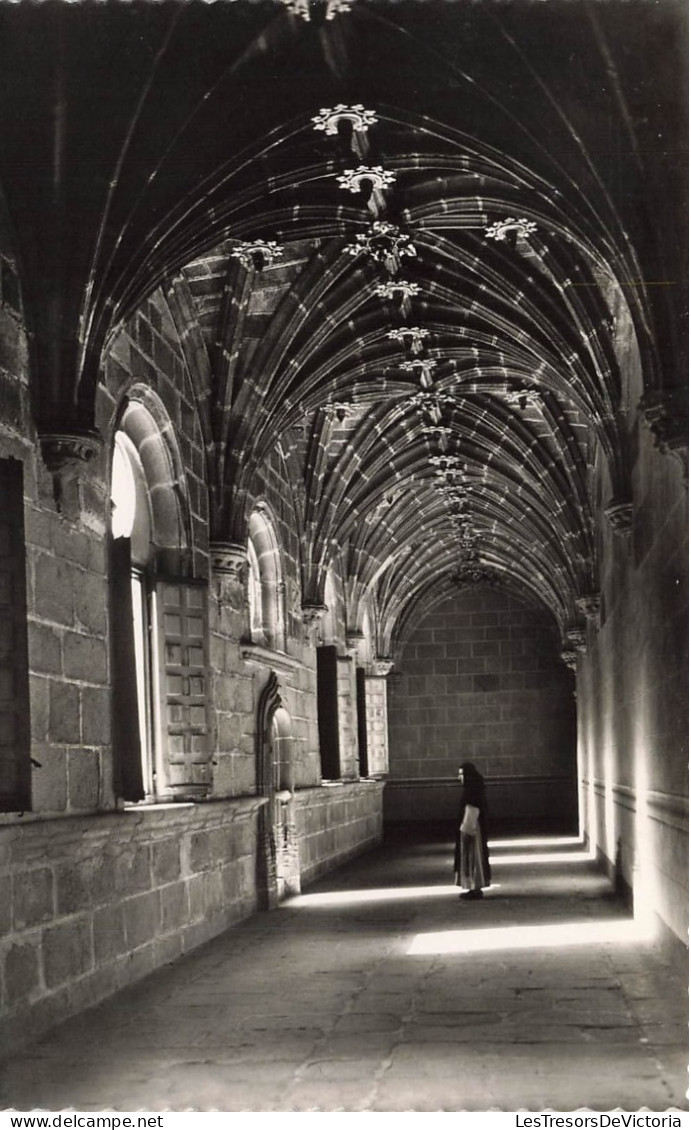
[240, 642, 306, 674]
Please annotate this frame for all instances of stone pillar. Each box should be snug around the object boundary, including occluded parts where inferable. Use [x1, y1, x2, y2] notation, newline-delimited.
[336, 653, 359, 779]
[365, 659, 393, 777]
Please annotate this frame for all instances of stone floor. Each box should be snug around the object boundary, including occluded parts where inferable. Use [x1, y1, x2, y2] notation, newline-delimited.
[0, 832, 687, 1112]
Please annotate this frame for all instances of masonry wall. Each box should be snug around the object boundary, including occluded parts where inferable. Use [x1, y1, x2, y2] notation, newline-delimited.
[295, 781, 384, 886]
[387, 588, 577, 831]
[579, 404, 688, 944]
[0, 281, 383, 1051]
[0, 799, 263, 1056]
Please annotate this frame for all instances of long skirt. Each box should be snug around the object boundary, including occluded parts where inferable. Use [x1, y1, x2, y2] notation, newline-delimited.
[456, 830, 491, 890]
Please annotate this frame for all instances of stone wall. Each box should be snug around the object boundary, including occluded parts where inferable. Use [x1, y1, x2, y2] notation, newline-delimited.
[0, 280, 386, 1052]
[579, 404, 688, 943]
[295, 782, 384, 886]
[387, 588, 577, 831]
[0, 799, 263, 1055]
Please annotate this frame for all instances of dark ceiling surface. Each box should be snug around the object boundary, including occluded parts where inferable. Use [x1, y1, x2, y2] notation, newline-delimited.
[0, 0, 686, 649]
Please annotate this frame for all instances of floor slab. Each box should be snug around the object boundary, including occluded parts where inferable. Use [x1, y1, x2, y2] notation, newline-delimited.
[0, 833, 687, 1112]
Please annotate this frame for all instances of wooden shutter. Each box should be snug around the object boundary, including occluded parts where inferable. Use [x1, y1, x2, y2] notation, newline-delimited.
[365, 675, 389, 776]
[356, 667, 368, 777]
[316, 645, 340, 780]
[0, 459, 30, 811]
[110, 537, 145, 802]
[156, 581, 210, 797]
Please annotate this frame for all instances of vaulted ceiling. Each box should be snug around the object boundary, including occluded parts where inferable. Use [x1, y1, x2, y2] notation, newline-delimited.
[0, 0, 685, 650]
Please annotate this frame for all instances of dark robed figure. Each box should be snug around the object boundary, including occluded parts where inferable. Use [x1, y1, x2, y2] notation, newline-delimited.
[454, 762, 492, 900]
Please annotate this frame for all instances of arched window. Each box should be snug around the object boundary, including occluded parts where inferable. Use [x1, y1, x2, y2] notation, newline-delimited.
[247, 507, 285, 652]
[110, 393, 209, 802]
[247, 538, 264, 644]
[319, 568, 339, 645]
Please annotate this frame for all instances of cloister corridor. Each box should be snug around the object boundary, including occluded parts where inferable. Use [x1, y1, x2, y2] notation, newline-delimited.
[0, 833, 686, 1114]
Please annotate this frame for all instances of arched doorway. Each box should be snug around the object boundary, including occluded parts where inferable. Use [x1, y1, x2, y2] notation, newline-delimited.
[256, 672, 300, 907]
[270, 706, 300, 902]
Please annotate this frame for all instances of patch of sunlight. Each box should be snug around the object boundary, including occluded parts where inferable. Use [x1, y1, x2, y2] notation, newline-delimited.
[408, 916, 656, 955]
[488, 835, 583, 849]
[490, 849, 596, 865]
[284, 884, 460, 908]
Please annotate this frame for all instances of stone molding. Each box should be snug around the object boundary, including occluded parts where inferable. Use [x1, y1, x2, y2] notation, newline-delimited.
[565, 627, 587, 653]
[576, 594, 601, 624]
[560, 648, 578, 671]
[39, 430, 102, 475]
[229, 240, 283, 272]
[311, 104, 377, 135]
[0, 793, 269, 838]
[210, 541, 247, 581]
[39, 429, 102, 509]
[374, 279, 421, 300]
[240, 643, 306, 674]
[485, 216, 538, 242]
[345, 221, 417, 275]
[300, 602, 328, 626]
[588, 778, 689, 833]
[638, 389, 688, 480]
[386, 774, 574, 789]
[345, 629, 365, 654]
[281, 0, 355, 19]
[387, 326, 429, 355]
[337, 165, 396, 194]
[604, 498, 633, 535]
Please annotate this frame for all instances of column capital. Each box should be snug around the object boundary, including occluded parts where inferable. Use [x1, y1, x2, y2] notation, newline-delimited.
[210, 541, 248, 583]
[301, 602, 328, 626]
[345, 629, 365, 654]
[371, 657, 394, 677]
[39, 429, 102, 512]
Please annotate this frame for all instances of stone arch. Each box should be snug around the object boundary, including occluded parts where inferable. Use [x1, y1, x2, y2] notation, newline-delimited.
[255, 671, 299, 908]
[113, 388, 192, 576]
[319, 565, 341, 646]
[248, 504, 286, 651]
[109, 389, 208, 803]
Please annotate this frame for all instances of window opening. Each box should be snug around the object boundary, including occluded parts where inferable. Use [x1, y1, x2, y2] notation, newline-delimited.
[110, 399, 208, 803]
[317, 645, 340, 779]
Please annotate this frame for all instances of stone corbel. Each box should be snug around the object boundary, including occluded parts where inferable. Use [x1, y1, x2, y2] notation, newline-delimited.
[210, 541, 248, 606]
[604, 498, 633, 536]
[371, 657, 394, 677]
[301, 602, 328, 627]
[565, 627, 587, 654]
[39, 429, 102, 512]
[576, 593, 601, 625]
[560, 649, 578, 672]
[638, 389, 688, 482]
[345, 629, 365, 655]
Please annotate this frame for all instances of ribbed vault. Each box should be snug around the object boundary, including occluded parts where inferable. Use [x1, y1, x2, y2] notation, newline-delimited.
[0, 0, 684, 657]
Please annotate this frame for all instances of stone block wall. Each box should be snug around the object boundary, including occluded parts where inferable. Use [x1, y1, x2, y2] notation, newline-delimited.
[0, 278, 386, 1053]
[99, 291, 210, 579]
[387, 587, 577, 829]
[294, 782, 384, 886]
[0, 799, 264, 1055]
[26, 498, 113, 816]
[579, 406, 688, 943]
